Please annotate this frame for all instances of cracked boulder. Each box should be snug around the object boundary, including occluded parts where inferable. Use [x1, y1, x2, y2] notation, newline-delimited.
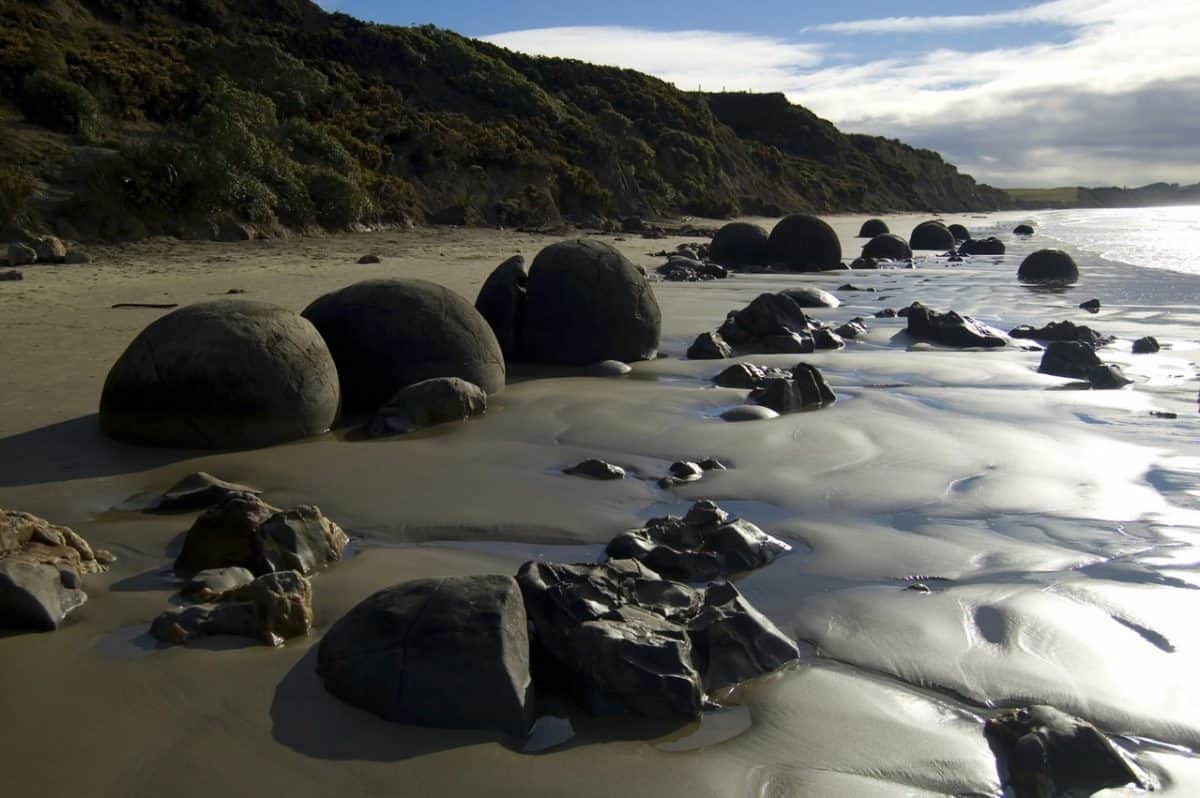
[318, 575, 533, 736]
[100, 300, 340, 449]
[151, 569, 312, 646]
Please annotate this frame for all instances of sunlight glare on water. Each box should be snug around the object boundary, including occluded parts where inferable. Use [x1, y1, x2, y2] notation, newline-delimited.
[1030, 205, 1200, 276]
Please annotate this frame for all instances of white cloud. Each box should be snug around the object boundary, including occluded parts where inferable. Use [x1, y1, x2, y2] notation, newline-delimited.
[483, 1, 1200, 186]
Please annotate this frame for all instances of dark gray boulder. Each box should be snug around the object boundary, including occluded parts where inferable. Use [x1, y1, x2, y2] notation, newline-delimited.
[726, 293, 813, 339]
[304, 279, 505, 411]
[687, 331, 733, 360]
[0, 559, 86, 631]
[835, 318, 868, 339]
[474, 255, 527, 361]
[767, 214, 842, 272]
[318, 575, 534, 736]
[100, 300, 340, 449]
[760, 330, 815, 354]
[874, 308, 897, 318]
[1019, 249, 1078, 283]
[1038, 341, 1102, 379]
[180, 566, 255, 601]
[713, 362, 790, 389]
[850, 256, 881, 270]
[985, 706, 1153, 798]
[959, 237, 1006, 255]
[812, 327, 845, 350]
[521, 239, 661, 366]
[781, 287, 840, 308]
[906, 302, 1006, 348]
[364, 377, 486, 438]
[1008, 321, 1111, 348]
[710, 222, 770, 267]
[151, 472, 261, 512]
[1088, 364, 1132, 389]
[1013, 224, 1035, 235]
[1079, 298, 1101, 313]
[857, 218, 889, 237]
[862, 233, 912, 260]
[687, 582, 800, 690]
[909, 221, 956, 251]
[749, 364, 836, 413]
[1132, 336, 1160, 354]
[947, 223, 970, 241]
[564, 459, 626, 480]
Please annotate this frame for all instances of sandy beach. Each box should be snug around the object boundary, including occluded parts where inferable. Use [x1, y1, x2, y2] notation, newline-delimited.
[2, 212, 1199, 796]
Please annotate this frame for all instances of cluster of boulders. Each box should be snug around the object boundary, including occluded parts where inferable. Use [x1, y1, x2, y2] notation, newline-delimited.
[0, 508, 114, 631]
[316, 499, 800, 735]
[3, 234, 90, 267]
[654, 243, 729, 282]
[707, 215, 842, 272]
[686, 292, 850, 360]
[1005, 318, 1137, 389]
[904, 301, 1008, 348]
[147, 473, 348, 646]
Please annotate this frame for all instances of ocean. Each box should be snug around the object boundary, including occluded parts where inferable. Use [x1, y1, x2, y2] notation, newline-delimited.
[1025, 205, 1200, 277]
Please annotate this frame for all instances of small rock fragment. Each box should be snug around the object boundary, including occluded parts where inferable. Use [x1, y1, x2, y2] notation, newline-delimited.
[1131, 336, 1160, 354]
[564, 459, 626, 480]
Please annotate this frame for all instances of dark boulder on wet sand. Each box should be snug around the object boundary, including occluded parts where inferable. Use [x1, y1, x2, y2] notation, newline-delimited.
[1009, 320, 1111, 348]
[710, 222, 770, 267]
[857, 218, 889, 238]
[750, 364, 837, 413]
[474, 255, 527, 361]
[713, 362, 790, 389]
[947, 223, 970, 241]
[151, 569, 312, 646]
[909, 221, 956, 251]
[318, 575, 533, 736]
[304, 279, 505, 412]
[1013, 224, 1035, 235]
[985, 706, 1153, 798]
[687, 331, 733, 360]
[364, 377, 486, 438]
[767, 214, 842, 271]
[1038, 341, 1101, 380]
[1132, 336, 1160, 354]
[100, 300, 340, 449]
[151, 472, 261, 513]
[521, 239, 661, 366]
[905, 302, 1006, 348]
[1018, 249, 1079, 283]
[862, 233, 912, 261]
[1088, 364, 1133, 389]
[565, 459, 626, 480]
[959, 237, 1006, 255]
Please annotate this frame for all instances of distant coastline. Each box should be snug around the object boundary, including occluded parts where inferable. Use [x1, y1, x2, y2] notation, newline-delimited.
[1003, 181, 1200, 210]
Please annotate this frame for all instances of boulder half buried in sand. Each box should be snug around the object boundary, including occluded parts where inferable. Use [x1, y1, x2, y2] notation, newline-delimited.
[318, 575, 534, 737]
[767, 214, 842, 271]
[100, 300, 340, 449]
[909, 221, 956, 251]
[151, 570, 313, 646]
[1018, 249, 1079, 283]
[710, 222, 770, 267]
[749, 364, 836, 413]
[520, 239, 661, 366]
[304, 279, 505, 411]
[862, 233, 912, 261]
[858, 218, 889, 237]
[905, 302, 1006, 348]
[1038, 341, 1102, 380]
[364, 377, 486, 438]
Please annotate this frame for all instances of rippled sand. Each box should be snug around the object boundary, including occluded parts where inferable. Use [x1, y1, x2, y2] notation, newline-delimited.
[1, 213, 1198, 796]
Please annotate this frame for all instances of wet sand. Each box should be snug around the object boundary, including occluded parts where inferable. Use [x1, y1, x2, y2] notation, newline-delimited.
[1, 213, 1199, 796]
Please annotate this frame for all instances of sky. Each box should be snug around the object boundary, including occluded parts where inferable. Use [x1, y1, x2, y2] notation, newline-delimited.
[314, 1, 1200, 188]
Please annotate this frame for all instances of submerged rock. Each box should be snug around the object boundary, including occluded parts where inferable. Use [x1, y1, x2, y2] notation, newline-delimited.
[687, 331, 733, 360]
[905, 302, 1006, 348]
[985, 706, 1153, 798]
[749, 364, 837, 413]
[713, 362, 790, 389]
[364, 377, 487, 438]
[959, 237, 1006, 255]
[1013, 224, 1035, 235]
[1088, 364, 1133, 389]
[151, 570, 313, 646]
[564, 459, 626, 480]
[1079, 298, 1101, 313]
[318, 575, 533, 736]
[1008, 321, 1111, 347]
[151, 472, 261, 512]
[1038, 341, 1102, 380]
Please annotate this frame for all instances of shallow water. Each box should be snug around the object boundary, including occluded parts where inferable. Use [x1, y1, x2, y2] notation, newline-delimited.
[0, 213, 1198, 796]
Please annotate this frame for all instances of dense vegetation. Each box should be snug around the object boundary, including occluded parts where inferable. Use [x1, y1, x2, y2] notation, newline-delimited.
[0, 0, 1009, 241]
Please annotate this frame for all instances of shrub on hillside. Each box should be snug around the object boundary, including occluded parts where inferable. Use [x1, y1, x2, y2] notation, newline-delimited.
[302, 165, 370, 228]
[0, 164, 36, 224]
[19, 71, 103, 141]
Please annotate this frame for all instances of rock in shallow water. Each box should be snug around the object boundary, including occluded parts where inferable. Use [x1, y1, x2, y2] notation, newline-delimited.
[713, 362, 791, 389]
[318, 575, 533, 736]
[687, 331, 733, 360]
[151, 472, 261, 512]
[564, 459, 626, 480]
[1038, 341, 1102, 380]
[152, 570, 313, 646]
[906, 302, 1006, 348]
[364, 377, 487, 438]
[1009, 321, 1111, 347]
[749, 364, 836, 413]
[1018, 249, 1079, 283]
[1131, 336, 1160, 354]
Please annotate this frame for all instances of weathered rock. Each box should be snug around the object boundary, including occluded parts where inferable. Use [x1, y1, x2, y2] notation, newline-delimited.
[1079, 298, 1101, 313]
[475, 255, 528, 361]
[1, 509, 113, 576]
[1018, 249, 1078, 283]
[687, 331, 733, 360]
[1008, 321, 1111, 347]
[858, 218, 889, 237]
[812, 327, 845, 350]
[63, 250, 91, 265]
[710, 222, 770, 267]
[180, 566, 255, 601]
[1088, 364, 1133, 389]
[985, 706, 1152, 798]
[173, 494, 347, 577]
[749, 365, 836, 413]
[659, 461, 704, 488]
[837, 283, 874, 292]
[31, 236, 67, 259]
[357, 254, 381, 264]
[521, 239, 661, 366]
[564, 459, 625, 480]
[1013, 223, 1035, 235]
[0, 269, 21, 281]
[947, 223, 970, 241]
[780, 287, 840, 308]
[1132, 336, 1160, 354]
[835, 318, 868, 339]
[1038, 341, 1102, 379]
[101, 300, 340, 449]
[687, 582, 800, 690]
[583, 359, 633, 376]
[151, 472, 261, 512]
[759, 330, 815, 354]
[152, 570, 312, 646]
[7, 242, 36, 265]
[304, 279, 505, 411]
[698, 457, 726, 471]
[318, 575, 533, 736]
[909, 221, 955, 250]
[713, 362, 790, 389]
[607, 500, 791, 582]
[364, 377, 487, 438]
[850, 256, 882, 270]
[874, 308, 898, 318]
[862, 233, 912, 260]
[906, 302, 1006, 348]
[767, 214, 842, 272]
[959, 237, 1006, 255]
[721, 405, 779, 422]
[0, 560, 87, 631]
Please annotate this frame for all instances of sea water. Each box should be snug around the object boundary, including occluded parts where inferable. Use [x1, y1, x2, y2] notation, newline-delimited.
[1026, 205, 1200, 277]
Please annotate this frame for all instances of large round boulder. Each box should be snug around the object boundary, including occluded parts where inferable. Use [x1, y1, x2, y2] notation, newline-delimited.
[947, 223, 970, 241]
[909, 221, 956, 251]
[474, 255, 527, 361]
[520, 239, 661, 365]
[1018, 249, 1079, 283]
[303, 279, 505, 411]
[100, 300, 339, 449]
[767, 214, 842, 271]
[862, 233, 912, 260]
[710, 222, 770, 267]
[858, 218, 889, 238]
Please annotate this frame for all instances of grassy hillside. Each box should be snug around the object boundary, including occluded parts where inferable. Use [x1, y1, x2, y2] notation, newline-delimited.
[0, 0, 1011, 242]
[1005, 183, 1200, 210]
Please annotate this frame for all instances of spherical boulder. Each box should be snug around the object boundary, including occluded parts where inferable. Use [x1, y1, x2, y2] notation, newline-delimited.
[1018, 249, 1079, 283]
[303, 279, 505, 411]
[947, 223, 970, 241]
[475, 255, 527, 361]
[520, 239, 661, 366]
[1014, 223, 1035, 236]
[99, 300, 339, 449]
[710, 222, 769, 267]
[862, 233, 912, 260]
[858, 218, 889, 238]
[909, 221, 956, 251]
[767, 214, 842, 271]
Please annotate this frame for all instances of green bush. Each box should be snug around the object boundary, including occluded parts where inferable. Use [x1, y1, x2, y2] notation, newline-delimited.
[20, 71, 103, 141]
[0, 164, 36, 223]
[279, 119, 357, 173]
[302, 165, 370, 228]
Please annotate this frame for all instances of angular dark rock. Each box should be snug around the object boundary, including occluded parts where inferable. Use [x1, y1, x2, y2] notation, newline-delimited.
[564, 459, 626, 480]
[474, 255, 527, 361]
[1038, 341, 1102, 380]
[874, 308, 897, 318]
[1079, 298, 1101, 313]
[835, 318, 868, 339]
[319, 575, 533, 736]
[697, 457, 727, 471]
[712, 362, 790, 389]
[905, 302, 1006, 348]
[687, 331, 733, 360]
[1131, 336, 1160, 354]
[364, 377, 486, 438]
[862, 233, 912, 260]
[812, 327, 845, 350]
[759, 330, 815, 354]
[728, 293, 813, 339]
[687, 582, 800, 690]
[749, 365, 836, 413]
[1008, 321, 1111, 348]
[151, 472, 262, 513]
[1088, 364, 1133, 389]
[152, 570, 313, 646]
